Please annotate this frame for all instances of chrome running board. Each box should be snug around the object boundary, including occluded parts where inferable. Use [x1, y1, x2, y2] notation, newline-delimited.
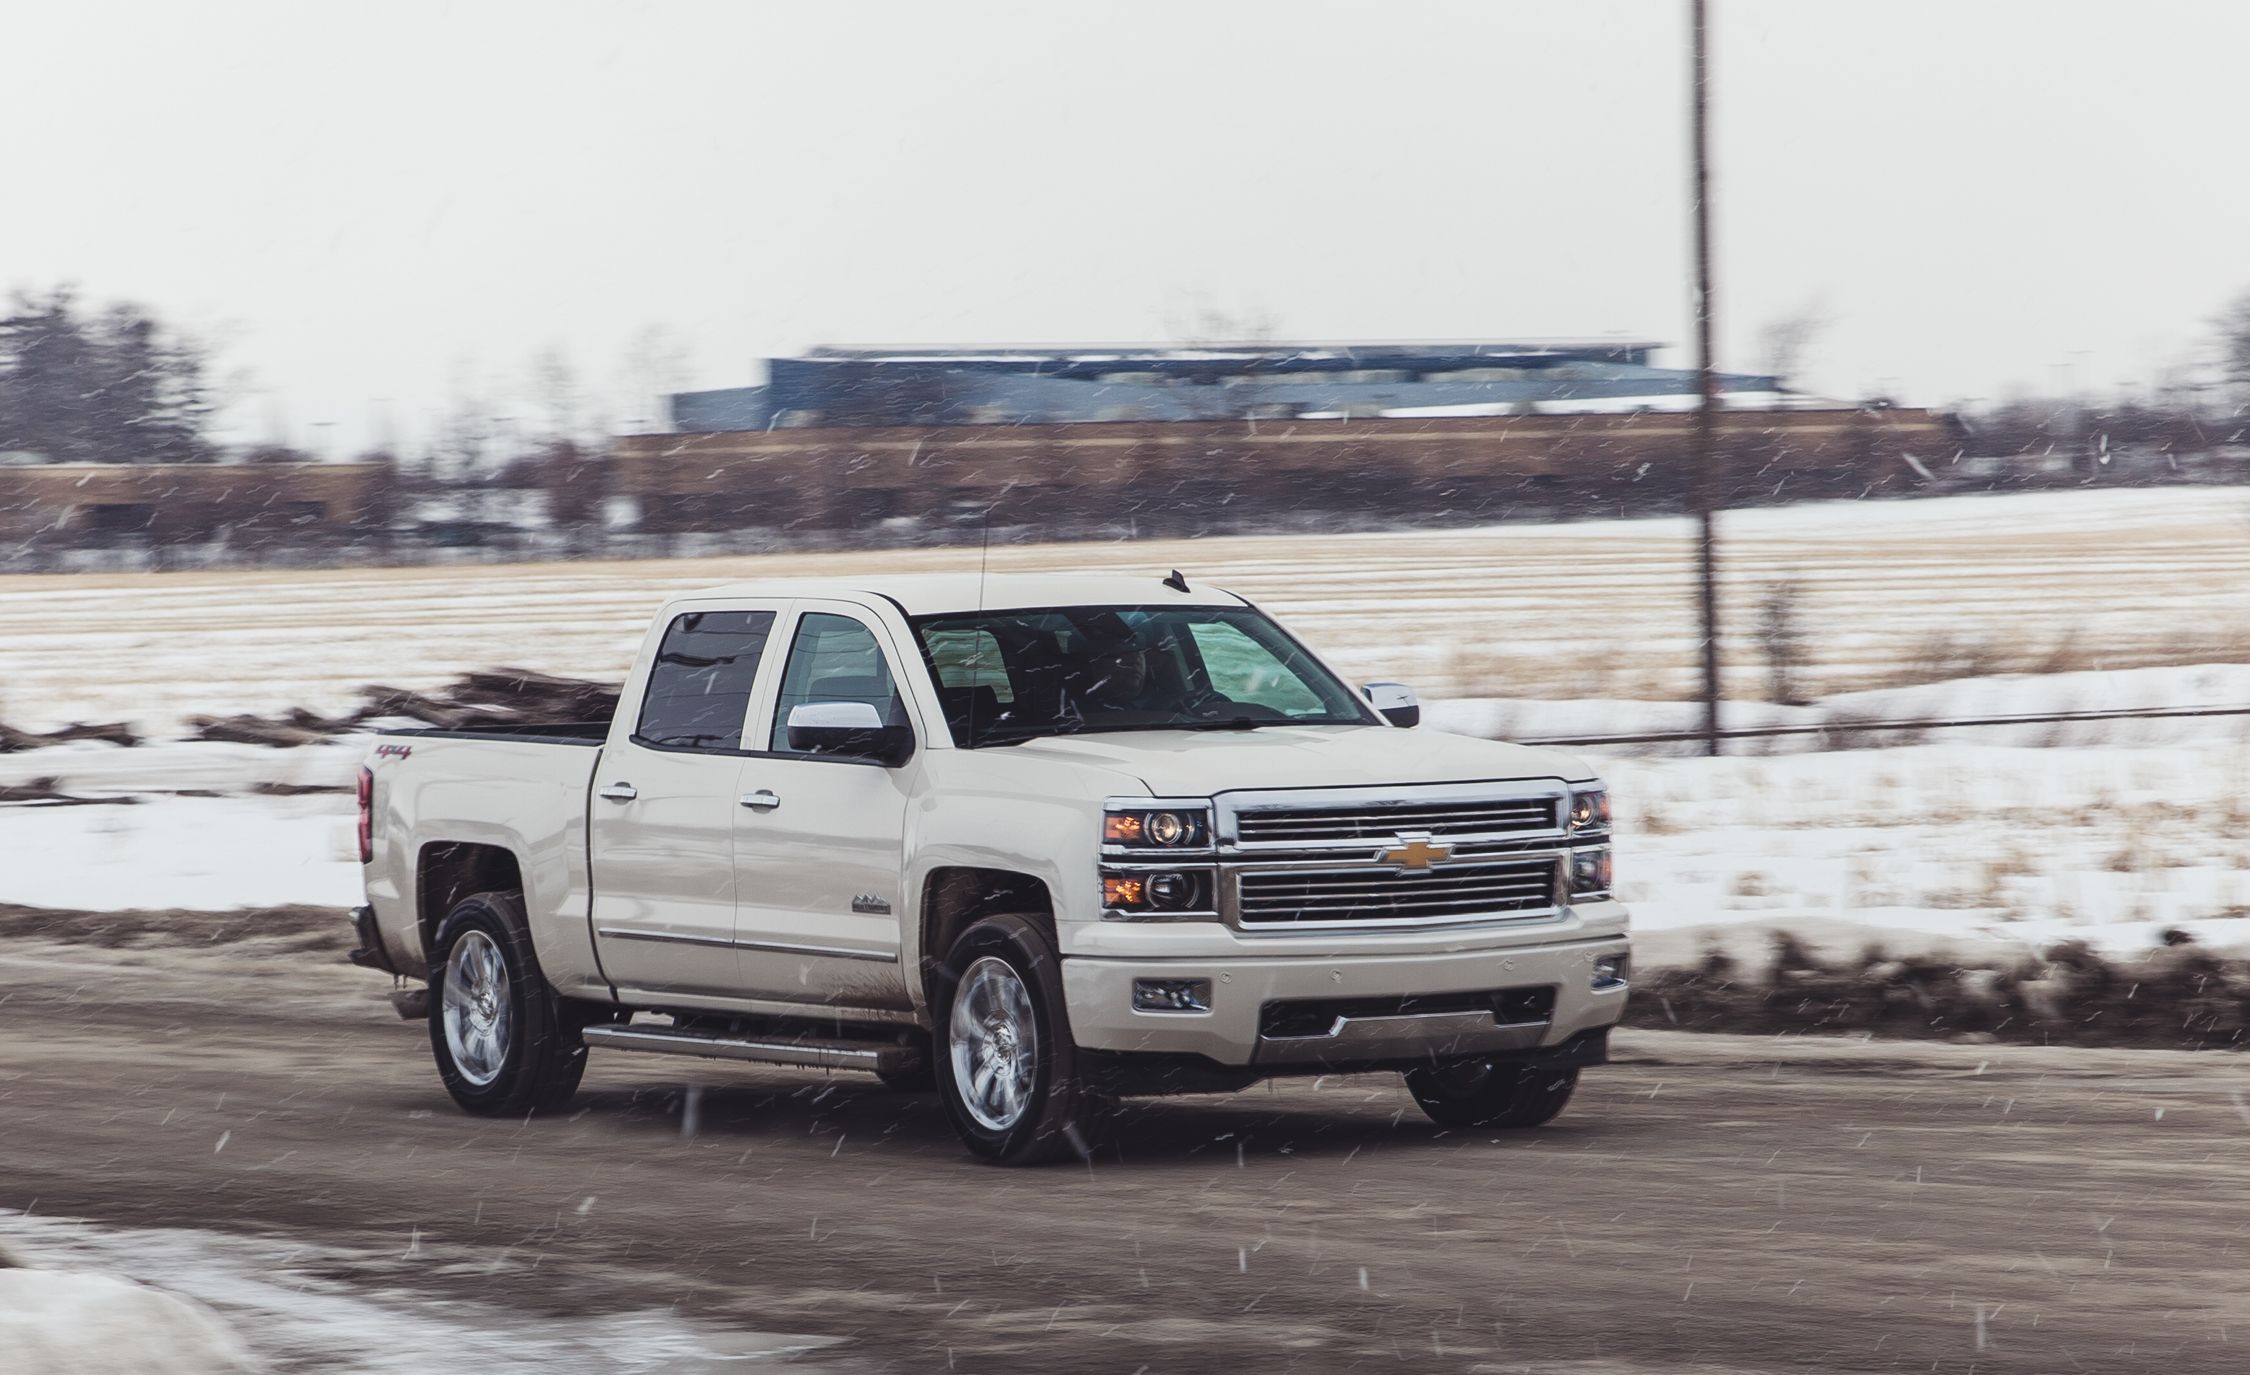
[582, 1023, 907, 1074]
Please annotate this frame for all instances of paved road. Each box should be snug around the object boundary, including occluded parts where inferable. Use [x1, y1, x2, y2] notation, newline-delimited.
[4, 908, 2247, 1374]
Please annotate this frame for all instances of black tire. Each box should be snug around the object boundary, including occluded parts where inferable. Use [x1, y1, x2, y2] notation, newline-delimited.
[931, 914, 1108, 1166]
[427, 890, 588, 1116]
[1404, 1059, 1578, 1129]
[874, 1040, 935, 1093]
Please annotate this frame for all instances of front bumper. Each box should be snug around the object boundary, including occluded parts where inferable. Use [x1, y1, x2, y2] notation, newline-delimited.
[1060, 931, 1629, 1069]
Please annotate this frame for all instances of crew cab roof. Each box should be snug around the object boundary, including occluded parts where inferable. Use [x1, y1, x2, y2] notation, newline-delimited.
[674, 572, 1249, 617]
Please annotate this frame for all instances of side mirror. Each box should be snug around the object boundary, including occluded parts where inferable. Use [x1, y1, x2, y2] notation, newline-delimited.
[787, 701, 915, 765]
[1362, 681, 1421, 728]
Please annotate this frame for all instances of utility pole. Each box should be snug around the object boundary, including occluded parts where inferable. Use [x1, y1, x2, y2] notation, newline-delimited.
[1690, 0, 1723, 756]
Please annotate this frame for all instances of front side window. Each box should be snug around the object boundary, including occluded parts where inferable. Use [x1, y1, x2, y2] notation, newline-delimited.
[909, 605, 1374, 747]
[635, 609, 776, 751]
[770, 612, 908, 754]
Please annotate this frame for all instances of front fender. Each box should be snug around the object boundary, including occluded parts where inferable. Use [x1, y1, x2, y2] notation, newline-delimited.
[902, 753, 1138, 1011]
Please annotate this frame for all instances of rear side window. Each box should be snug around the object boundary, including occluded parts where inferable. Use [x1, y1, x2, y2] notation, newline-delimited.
[635, 610, 776, 751]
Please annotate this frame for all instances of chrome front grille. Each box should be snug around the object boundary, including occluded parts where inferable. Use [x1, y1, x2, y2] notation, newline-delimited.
[1236, 857, 1559, 927]
[1233, 797, 1558, 845]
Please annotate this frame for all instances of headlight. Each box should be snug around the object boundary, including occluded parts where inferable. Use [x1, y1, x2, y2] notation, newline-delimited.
[1567, 784, 1610, 832]
[1568, 846, 1613, 899]
[1103, 802, 1213, 851]
[1101, 866, 1215, 918]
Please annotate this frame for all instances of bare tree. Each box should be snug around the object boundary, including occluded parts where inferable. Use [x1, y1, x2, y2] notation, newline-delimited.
[1157, 304, 1286, 421]
[0, 285, 217, 463]
[618, 325, 692, 433]
[431, 362, 501, 485]
[356, 449, 405, 552]
[527, 347, 582, 445]
[539, 438, 607, 548]
[1756, 298, 1832, 391]
[1167, 304, 1281, 349]
[1757, 577, 1810, 705]
[2215, 288, 2250, 412]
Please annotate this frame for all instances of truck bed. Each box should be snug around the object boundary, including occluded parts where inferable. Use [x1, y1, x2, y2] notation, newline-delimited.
[363, 726, 610, 986]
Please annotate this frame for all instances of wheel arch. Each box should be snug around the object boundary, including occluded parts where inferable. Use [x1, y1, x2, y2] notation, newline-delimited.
[416, 841, 525, 968]
[916, 866, 1055, 1013]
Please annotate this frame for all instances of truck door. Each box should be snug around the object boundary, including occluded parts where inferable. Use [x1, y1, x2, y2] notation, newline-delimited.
[588, 605, 780, 998]
[729, 605, 916, 1009]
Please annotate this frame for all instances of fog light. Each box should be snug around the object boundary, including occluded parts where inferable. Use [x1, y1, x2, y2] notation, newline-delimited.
[1591, 954, 1628, 990]
[1133, 978, 1213, 1013]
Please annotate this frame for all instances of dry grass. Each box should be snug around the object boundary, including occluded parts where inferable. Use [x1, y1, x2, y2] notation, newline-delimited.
[1631, 929, 2250, 1049]
[1858, 625, 2250, 695]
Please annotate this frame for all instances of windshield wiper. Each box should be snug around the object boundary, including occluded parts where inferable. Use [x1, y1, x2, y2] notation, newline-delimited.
[965, 720, 1090, 749]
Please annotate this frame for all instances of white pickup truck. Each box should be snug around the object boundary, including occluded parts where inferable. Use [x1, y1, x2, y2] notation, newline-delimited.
[350, 573, 1628, 1164]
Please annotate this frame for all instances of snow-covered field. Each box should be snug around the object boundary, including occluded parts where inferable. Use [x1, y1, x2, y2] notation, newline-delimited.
[3, 487, 2247, 735]
[3, 487, 2246, 962]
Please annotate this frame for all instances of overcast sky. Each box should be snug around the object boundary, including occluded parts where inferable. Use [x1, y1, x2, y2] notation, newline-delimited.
[9, 0, 2249, 453]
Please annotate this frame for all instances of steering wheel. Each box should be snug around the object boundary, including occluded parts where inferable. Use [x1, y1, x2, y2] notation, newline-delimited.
[1189, 696, 1290, 723]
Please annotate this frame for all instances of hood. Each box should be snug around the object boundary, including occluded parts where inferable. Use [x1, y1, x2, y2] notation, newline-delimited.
[997, 725, 1593, 798]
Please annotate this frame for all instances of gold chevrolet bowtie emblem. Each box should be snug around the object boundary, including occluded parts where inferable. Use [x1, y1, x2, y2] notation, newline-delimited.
[1379, 838, 1454, 871]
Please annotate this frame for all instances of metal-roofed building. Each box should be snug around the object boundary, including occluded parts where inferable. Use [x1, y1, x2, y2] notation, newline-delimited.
[668, 341, 1788, 432]
[617, 340, 1955, 538]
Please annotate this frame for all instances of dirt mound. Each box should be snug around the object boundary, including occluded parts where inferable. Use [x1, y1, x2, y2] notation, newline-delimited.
[186, 668, 620, 747]
[0, 721, 139, 753]
[0, 903, 350, 955]
[1630, 928, 2249, 1050]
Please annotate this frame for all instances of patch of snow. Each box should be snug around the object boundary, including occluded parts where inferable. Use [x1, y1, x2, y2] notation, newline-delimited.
[1607, 741, 2250, 959]
[0, 1266, 259, 1375]
[0, 794, 360, 911]
[0, 1212, 849, 1374]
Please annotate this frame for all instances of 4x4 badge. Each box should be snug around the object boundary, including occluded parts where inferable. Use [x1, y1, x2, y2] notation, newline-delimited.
[851, 894, 893, 915]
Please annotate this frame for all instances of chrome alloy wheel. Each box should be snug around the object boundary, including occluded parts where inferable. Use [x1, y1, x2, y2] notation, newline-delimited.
[949, 955, 1038, 1132]
[441, 929, 513, 1088]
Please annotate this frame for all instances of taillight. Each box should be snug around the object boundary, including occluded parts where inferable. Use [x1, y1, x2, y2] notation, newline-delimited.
[356, 766, 374, 864]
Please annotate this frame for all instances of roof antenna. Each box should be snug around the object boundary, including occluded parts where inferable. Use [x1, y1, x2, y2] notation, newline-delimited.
[1162, 568, 1190, 593]
[978, 502, 994, 606]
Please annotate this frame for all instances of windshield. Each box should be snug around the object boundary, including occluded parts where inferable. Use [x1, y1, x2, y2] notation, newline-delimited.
[910, 605, 1376, 747]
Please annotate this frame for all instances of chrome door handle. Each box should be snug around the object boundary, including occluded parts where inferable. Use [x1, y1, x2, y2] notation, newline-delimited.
[739, 789, 781, 811]
[598, 782, 638, 803]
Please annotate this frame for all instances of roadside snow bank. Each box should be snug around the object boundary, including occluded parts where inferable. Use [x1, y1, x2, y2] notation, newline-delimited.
[0, 1266, 259, 1374]
[1607, 741, 2250, 960]
[0, 793, 360, 911]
